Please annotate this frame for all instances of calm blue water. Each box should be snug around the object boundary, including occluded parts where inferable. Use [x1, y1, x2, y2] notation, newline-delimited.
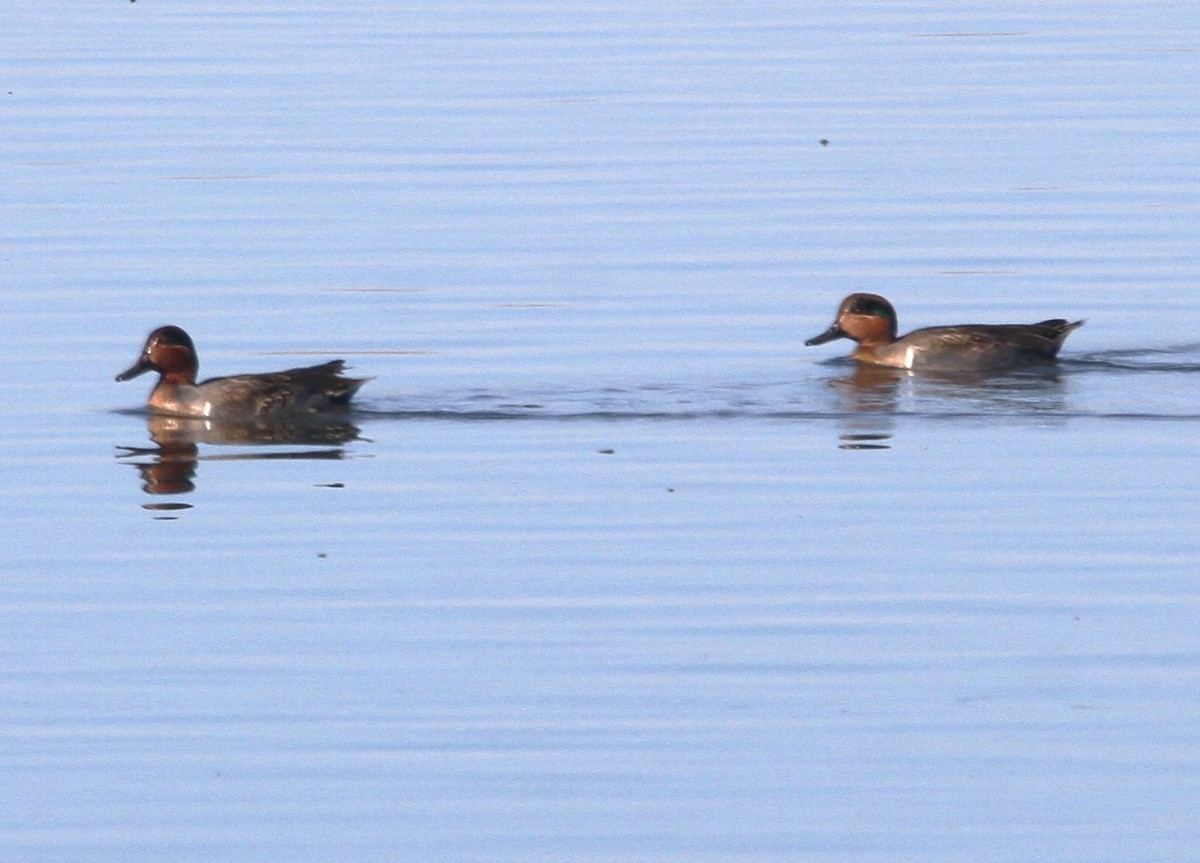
[3, 2, 1200, 861]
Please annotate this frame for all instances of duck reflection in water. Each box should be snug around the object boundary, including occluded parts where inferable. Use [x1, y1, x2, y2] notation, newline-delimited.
[827, 364, 904, 450]
[819, 361, 1073, 450]
[117, 413, 362, 497]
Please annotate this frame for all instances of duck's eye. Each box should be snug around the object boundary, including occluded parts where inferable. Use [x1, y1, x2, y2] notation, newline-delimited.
[854, 300, 888, 318]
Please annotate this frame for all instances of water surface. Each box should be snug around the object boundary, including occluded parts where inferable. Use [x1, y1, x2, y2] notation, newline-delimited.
[3, 2, 1200, 861]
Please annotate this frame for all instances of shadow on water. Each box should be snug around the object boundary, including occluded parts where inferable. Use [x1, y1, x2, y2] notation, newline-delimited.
[116, 413, 362, 506]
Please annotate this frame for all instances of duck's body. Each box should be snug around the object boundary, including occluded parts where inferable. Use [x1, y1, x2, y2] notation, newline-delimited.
[805, 293, 1083, 372]
[117, 326, 369, 420]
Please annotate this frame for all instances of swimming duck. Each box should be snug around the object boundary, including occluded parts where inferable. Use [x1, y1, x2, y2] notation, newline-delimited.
[805, 293, 1083, 371]
[117, 325, 369, 419]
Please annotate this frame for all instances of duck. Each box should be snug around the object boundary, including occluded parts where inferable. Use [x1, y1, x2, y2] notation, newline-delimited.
[116, 325, 370, 419]
[805, 293, 1083, 372]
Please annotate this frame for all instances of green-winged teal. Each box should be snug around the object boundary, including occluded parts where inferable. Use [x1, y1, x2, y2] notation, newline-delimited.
[806, 293, 1083, 371]
[117, 325, 369, 419]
